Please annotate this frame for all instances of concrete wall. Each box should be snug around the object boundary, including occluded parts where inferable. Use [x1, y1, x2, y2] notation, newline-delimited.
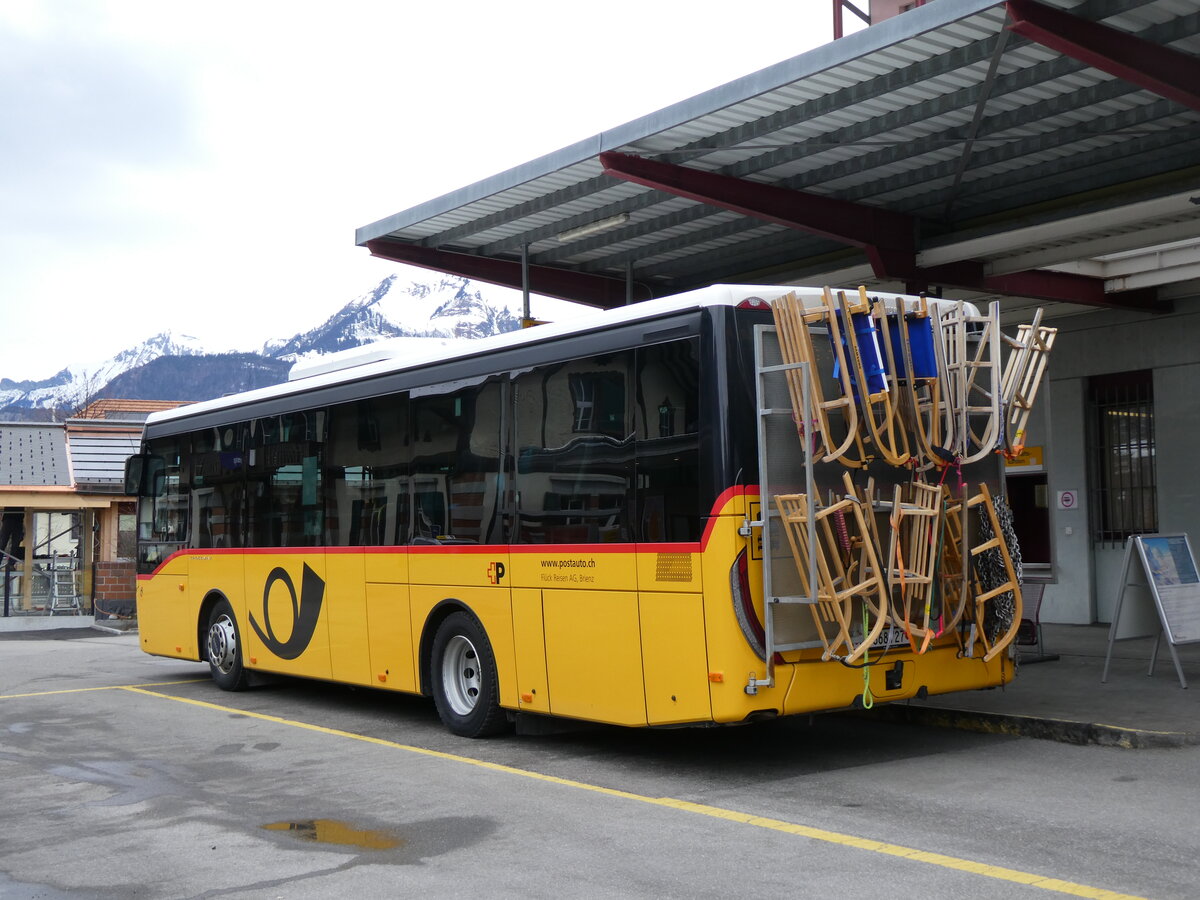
[1037, 297, 1200, 624]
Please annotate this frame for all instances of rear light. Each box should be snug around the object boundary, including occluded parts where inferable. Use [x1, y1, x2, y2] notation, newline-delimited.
[730, 549, 765, 659]
[737, 297, 771, 310]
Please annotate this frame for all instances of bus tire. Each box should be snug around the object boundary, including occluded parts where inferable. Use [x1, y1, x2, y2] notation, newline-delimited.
[206, 599, 249, 691]
[430, 611, 507, 738]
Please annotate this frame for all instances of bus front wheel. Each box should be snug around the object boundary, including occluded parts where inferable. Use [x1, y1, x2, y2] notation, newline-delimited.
[206, 599, 249, 691]
[430, 611, 507, 738]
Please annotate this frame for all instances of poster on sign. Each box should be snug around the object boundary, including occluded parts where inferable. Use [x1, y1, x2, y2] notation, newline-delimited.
[1103, 534, 1200, 689]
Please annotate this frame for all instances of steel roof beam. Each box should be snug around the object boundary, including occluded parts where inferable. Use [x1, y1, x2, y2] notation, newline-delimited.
[486, 9, 1198, 263]
[919, 188, 1200, 268]
[912, 261, 1165, 311]
[529, 59, 1182, 270]
[942, 27, 1011, 220]
[911, 122, 1200, 224]
[421, 31, 1024, 251]
[493, 56, 1085, 261]
[364, 240, 651, 309]
[571, 99, 1177, 277]
[592, 153, 1170, 311]
[488, 7, 1197, 264]
[569, 105, 1191, 293]
[598, 151, 915, 278]
[1006, 0, 1200, 114]
[421, 1, 1156, 252]
[788, 97, 1184, 225]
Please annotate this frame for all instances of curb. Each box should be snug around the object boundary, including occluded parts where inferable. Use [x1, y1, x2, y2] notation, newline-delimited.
[866, 704, 1199, 749]
[91, 622, 138, 636]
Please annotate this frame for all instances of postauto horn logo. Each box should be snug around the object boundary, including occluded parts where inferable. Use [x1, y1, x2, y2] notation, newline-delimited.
[250, 564, 326, 659]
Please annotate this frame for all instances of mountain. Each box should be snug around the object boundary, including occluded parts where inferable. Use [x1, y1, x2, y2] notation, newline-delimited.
[93, 353, 293, 403]
[267, 273, 523, 362]
[0, 275, 546, 419]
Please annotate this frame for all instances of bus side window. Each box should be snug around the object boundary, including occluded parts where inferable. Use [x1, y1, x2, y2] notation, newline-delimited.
[635, 339, 701, 542]
[410, 377, 504, 544]
[190, 424, 246, 549]
[246, 412, 325, 548]
[325, 395, 410, 547]
[514, 352, 634, 545]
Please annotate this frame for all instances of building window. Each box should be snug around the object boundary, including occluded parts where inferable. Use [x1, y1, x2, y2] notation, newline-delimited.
[117, 502, 137, 560]
[569, 370, 626, 436]
[1087, 371, 1156, 546]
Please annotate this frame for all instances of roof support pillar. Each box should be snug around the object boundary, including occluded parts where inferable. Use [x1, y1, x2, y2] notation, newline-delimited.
[365, 239, 651, 310]
[599, 151, 916, 279]
[520, 243, 531, 324]
[1006, 0, 1200, 113]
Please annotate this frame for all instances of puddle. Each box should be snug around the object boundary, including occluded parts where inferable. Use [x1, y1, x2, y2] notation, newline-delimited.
[261, 819, 404, 850]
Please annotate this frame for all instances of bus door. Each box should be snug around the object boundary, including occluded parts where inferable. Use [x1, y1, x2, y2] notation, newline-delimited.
[241, 413, 332, 681]
[511, 351, 648, 725]
[409, 377, 518, 704]
[324, 398, 414, 690]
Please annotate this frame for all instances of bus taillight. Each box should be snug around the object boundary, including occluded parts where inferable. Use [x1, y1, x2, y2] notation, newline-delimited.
[736, 297, 771, 310]
[730, 549, 765, 659]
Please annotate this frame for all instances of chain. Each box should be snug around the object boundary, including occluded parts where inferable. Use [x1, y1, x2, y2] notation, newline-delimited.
[974, 493, 1022, 646]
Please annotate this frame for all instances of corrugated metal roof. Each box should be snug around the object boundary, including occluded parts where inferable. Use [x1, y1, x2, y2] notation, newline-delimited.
[357, 0, 1200, 320]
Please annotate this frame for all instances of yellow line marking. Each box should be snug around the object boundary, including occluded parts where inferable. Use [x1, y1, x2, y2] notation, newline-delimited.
[120, 686, 1145, 900]
[0, 679, 207, 700]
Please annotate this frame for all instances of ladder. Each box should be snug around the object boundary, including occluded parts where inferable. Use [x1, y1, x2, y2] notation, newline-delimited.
[48, 553, 81, 616]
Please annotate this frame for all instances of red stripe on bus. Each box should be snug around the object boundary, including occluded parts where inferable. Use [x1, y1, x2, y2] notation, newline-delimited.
[137, 483, 764, 578]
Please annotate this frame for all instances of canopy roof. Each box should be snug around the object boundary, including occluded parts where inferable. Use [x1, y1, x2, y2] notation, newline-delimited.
[357, 0, 1200, 321]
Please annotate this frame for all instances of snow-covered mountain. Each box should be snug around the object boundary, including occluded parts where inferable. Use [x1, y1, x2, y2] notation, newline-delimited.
[0, 332, 208, 417]
[267, 274, 523, 363]
[0, 275, 566, 418]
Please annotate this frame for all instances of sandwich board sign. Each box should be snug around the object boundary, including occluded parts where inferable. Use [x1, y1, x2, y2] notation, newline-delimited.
[1102, 534, 1200, 689]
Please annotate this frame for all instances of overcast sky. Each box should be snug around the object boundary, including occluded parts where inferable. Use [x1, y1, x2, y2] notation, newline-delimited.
[1, 1, 845, 380]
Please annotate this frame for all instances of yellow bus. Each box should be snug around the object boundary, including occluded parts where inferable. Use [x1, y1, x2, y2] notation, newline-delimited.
[127, 284, 1015, 736]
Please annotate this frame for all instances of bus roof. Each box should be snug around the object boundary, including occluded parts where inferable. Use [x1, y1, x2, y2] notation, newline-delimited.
[145, 284, 976, 428]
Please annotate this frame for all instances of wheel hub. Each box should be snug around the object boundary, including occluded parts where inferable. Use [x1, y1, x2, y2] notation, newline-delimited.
[441, 634, 481, 717]
[208, 614, 238, 674]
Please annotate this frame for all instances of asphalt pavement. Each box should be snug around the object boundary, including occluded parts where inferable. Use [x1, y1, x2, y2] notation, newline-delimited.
[877, 623, 1200, 748]
[4, 617, 1198, 749]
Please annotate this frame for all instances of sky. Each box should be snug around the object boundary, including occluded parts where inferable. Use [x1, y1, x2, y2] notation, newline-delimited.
[1, 1, 848, 380]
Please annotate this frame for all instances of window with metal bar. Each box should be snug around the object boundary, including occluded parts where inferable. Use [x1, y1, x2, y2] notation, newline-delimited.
[1086, 371, 1156, 546]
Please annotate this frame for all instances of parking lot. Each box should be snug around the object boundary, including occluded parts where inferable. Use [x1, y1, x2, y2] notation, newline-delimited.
[3, 629, 1196, 899]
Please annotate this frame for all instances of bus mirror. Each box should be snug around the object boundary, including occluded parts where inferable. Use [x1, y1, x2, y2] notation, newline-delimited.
[124, 454, 147, 496]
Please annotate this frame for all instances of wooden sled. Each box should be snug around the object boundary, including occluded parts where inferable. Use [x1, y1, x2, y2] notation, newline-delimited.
[938, 300, 1003, 465]
[999, 308, 1058, 457]
[888, 295, 956, 470]
[876, 480, 943, 653]
[937, 484, 972, 650]
[965, 483, 1023, 662]
[771, 290, 868, 467]
[835, 288, 912, 466]
[773, 486, 890, 664]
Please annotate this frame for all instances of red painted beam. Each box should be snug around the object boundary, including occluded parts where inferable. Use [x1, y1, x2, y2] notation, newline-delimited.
[914, 260, 1162, 310]
[1006, 0, 1200, 113]
[364, 240, 651, 309]
[599, 151, 915, 278]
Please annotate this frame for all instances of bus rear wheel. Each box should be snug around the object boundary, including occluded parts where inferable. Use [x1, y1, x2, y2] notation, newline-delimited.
[206, 599, 249, 691]
[430, 611, 507, 738]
